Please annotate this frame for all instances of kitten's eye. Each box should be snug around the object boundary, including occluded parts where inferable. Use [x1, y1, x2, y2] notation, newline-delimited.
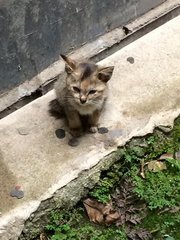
[73, 86, 80, 93]
[89, 90, 97, 95]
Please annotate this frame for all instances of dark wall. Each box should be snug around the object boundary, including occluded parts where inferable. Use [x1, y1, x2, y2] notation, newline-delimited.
[0, 0, 165, 92]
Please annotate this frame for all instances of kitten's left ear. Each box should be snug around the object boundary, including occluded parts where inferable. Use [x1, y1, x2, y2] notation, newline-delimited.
[98, 66, 114, 82]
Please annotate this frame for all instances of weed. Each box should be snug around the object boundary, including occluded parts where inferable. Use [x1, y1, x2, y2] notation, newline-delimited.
[141, 212, 180, 239]
[45, 117, 180, 240]
[46, 208, 127, 240]
[89, 163, 123, 203]
[133, 167, 180, 209]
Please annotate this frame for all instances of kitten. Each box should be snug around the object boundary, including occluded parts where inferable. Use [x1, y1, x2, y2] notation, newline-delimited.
[49, 54, 114, 137]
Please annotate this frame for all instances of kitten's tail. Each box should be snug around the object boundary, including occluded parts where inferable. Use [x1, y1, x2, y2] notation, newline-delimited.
[48, 99, 65, 119]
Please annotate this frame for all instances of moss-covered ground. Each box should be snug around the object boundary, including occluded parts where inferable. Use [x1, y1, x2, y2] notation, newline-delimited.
[43, 117, 180, 240]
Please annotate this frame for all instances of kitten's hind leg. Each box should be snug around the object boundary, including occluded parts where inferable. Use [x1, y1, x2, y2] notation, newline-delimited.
[66, 110, 82, 137]
[88, 110, 101, 133]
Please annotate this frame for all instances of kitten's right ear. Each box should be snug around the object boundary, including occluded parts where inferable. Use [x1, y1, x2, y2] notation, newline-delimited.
[60, 54, 76, 74]
[98, 66, 114, 82]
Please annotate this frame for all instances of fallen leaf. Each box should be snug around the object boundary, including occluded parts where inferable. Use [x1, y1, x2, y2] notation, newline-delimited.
[169, 206, 180, 213]
[147, 160, 167, 172]
[83, 198, 105, 224]
[127, 228, 152, 240]
[83, 198, 121, 225]
[40, 233, 49, 240]
[158, 206, 180, 215]
[175, 150, 180, 160]
[128, 214, 141, 225]
[113, 179, 146, 228]
[136, 229, 152, 240]
[163, 235, 175, 240]
[159, 153, 173, 160]
[140, 159, 146, 179]
[105, 211, 120, 224]
[101, 201, 113, 215]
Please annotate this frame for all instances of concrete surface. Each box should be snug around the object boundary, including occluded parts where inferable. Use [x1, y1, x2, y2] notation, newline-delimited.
[0, 15, 180, 239]
[0, 0, 179, 114]
[0, 0, 166, 93]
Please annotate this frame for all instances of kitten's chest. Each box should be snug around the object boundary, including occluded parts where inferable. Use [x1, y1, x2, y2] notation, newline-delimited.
[75, 103, 97, 115]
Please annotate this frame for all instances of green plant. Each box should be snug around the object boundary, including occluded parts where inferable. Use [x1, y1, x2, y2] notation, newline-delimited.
[89, 163, 123, 203]
[133, 165, 180, 209]
[141, 212, 180, 240]
[45, 117, 180, 240]
[46, 209, 127, 240]
[145, 134, 175, 160]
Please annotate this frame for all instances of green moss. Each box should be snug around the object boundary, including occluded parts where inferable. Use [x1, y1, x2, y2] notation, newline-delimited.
[141, 212, 180, 240]
[89, 162, 124, 203]
[46, 208, 127, 240]
[133, 166, 180, 209]
[46, 117, 180, 240]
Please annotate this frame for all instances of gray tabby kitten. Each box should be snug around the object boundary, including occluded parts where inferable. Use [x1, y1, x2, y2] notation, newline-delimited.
[50, 55, 114, 137]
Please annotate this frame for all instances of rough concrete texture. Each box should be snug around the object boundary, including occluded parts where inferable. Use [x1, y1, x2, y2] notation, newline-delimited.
[0, 15, 180, 239]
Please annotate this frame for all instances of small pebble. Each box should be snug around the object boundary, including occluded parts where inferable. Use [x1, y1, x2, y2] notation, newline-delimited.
[127, 57, 134, 64]
[55, 129, 66, 139]
[68, 138, 79, 147]
[10, 187, 24, 199]
[98, 127, 108, 134]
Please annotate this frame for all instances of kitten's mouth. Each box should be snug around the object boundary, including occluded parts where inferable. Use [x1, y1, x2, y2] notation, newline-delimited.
[78, 100, 89, 106]
[80, 102, 87, 105]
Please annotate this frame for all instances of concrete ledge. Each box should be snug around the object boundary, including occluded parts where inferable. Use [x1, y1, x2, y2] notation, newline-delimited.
[0, 15, 180, 240]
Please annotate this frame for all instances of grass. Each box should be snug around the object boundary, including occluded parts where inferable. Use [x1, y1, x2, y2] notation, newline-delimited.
[46, 208, 127, 240]
[141, 212, 180, 240]
[44, 117, 180, 240]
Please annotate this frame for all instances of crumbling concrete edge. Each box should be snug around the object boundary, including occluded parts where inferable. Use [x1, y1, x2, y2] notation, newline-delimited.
[0, 110, 179, 240]
[3, 110, 176, 240]
[0, 0, 179, 115]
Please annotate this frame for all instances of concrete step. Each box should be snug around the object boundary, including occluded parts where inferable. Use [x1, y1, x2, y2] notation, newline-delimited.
[0, 15, 180, 240]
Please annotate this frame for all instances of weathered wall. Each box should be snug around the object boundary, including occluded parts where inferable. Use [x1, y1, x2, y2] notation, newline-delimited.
[0, 0, 165, 93]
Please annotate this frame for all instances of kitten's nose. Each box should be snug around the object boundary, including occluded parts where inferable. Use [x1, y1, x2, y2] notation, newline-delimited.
[80, 96, 86, 104]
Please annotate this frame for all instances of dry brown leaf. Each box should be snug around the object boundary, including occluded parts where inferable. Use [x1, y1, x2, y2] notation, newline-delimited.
[147, 160, 167, 172]
[83, 198, 104, 224]
[175, 150, 180, 160]
[40, 233, 49, 240]
[102, 201, 113, 215]
[127, 228, 152, 240]
[83, 198, 121, 225]
[105, 211, 120, 224]
[159, 153, 173, 160]
[169, 206, 180, 213]
[140, 160, 146, 179]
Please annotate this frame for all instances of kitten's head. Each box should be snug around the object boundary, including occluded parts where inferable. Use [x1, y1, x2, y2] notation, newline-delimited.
[61, 54, 114, 105]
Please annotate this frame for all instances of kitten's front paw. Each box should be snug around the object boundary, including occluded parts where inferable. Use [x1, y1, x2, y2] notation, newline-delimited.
[70, 128, 82, 137]
[88, 126, 98, 134]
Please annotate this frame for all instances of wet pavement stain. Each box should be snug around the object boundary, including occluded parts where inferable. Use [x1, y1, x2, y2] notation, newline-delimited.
[98, 127, 108, 134]
[55, 129, 66, 139]
[127, 57, 134, 64]
[10, 186, 24, 199]
[68, 138, 79, 147]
